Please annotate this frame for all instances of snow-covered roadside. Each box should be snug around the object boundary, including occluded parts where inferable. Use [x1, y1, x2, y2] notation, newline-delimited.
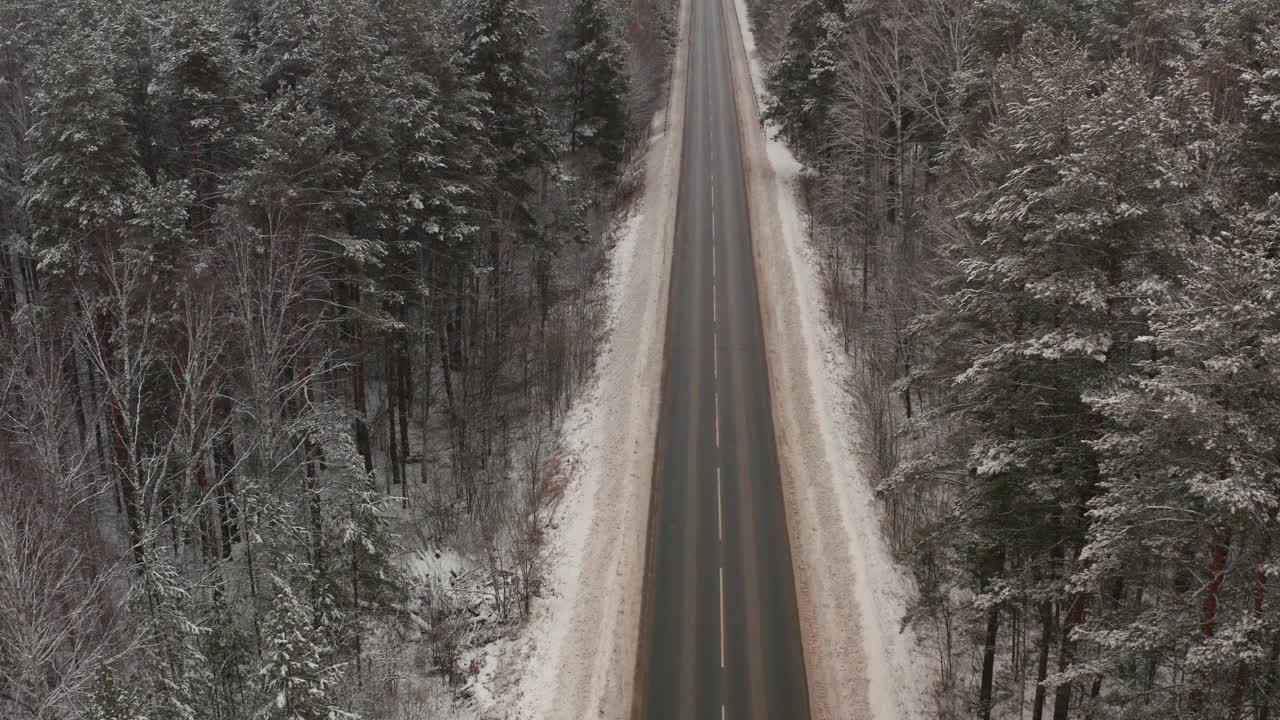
[719, 0, 935, 717]
[490, 0, 692, 716]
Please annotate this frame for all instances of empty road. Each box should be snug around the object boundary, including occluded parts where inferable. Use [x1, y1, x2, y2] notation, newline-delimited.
[633, 0, 810, 715]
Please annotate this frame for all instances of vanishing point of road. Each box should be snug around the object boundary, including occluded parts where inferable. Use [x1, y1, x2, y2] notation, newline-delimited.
[633, 0, 811, 714]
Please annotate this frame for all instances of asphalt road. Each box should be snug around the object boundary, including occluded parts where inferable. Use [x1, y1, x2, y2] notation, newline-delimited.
[634, 0, 810, 714]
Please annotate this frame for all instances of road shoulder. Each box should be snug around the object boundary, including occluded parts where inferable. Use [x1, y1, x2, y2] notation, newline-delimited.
[718, 0, 934, 716]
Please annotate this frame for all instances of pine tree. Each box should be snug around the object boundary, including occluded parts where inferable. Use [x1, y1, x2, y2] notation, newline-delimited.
[560, 0, 630, 182]
[455, 0, 555, 219]
[763, 0, 845, 157]
[971, 0, 1200, 69]
[1078, 203, 1280, 718]
[369, 1, 478, 253]
[1243, 22, 1280, 196]
[24, 24, 145, 277]
[304, 403, 405, 625]
[897, 31, 1221, 718]
[246, 0, 389, 229]
[152, 0, 256, 246]
[141, 548, 214, 720]
[259, 579, 356, 720]
[84, 666, 147, 720]
[201, 592, 255, 719]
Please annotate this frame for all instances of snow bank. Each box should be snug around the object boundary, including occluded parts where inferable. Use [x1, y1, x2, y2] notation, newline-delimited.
[720, 0, 935, 716]
[496, 0, 692, 715]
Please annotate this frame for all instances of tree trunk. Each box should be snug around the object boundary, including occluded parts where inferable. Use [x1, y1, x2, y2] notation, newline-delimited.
[397, 341, 412, 502]
[213, 401, 239, 557]
[1231, 514, 1276, 718]
[196, 460, 220, 563]
[437, 299, 465, 502]
[979, 543, 1005, 720]
[1259, 630, 1280, 720]
[1032, 597, 1054, 720]
[1056, 438, 1103, 720]
[386, 343, 400, 494]
[1192, 525, 1235, 707]
[420, 293, 435, 488]
[351, 283, 373, 475]
[103, 320, 144, 567]
[979, 602, 1000, 720]
[242, 483, 261, 654]
[1081, 577, 1124, 719]
[1052, 589, 1087, 720]
[353, 365, 373, 475]
[0, 247, 13, 328]
[351, 530, 362, 682]
[1203, 525, 1234, 639]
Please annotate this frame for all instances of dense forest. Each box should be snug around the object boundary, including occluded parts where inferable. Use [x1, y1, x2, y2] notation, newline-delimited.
[0, 0, 675, 716]
[750, 0, 1280, 717]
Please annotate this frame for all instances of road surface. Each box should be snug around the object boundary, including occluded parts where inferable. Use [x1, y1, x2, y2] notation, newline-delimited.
[634, 0, 810, 714]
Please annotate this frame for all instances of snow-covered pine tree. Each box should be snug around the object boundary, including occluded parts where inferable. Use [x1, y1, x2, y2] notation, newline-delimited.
[1080, 200, 1280, 720]
[1071, 49, 1280, 717]
[84, 666, 146, 720]
[971, 0, 1200, 71]
[1243, 21, 1280, 196]
[152, 0, 256, 250]
[0, 0, 40, 317]
[763, 0, 845, 158]
[201, 591, 256, 718]
[24, 20, 145, 279]
[139, 548, 213, 720]
[455, 0, 555, 223]
[301, 402, 405, 660]
[369, 0, 480, 256]
[248, 0, 399, 476]
[258, 578, 356, 720]
[560, 0, 630, 183]
[897, 30, 1221, 719]
[247, 0, 389, 230]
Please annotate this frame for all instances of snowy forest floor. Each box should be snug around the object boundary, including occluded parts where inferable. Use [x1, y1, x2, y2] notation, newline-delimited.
[723, 0, 937, 716]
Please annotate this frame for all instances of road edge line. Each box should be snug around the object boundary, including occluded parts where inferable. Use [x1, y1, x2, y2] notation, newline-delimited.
[628, 0, 696, 714]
